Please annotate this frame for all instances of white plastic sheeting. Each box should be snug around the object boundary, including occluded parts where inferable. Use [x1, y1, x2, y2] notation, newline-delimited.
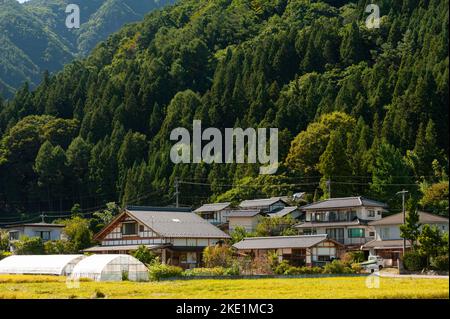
[70, 254, 149, 282]
[0, 255, 85, 275]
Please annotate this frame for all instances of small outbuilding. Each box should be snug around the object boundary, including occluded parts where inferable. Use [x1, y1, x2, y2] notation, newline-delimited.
[0, 255, 85, 276]
[70, 254, 149, 282]
[233, 234, 344, 267]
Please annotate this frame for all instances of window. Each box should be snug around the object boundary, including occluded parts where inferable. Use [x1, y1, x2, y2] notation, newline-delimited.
[369, 231, 375, 237]
[380, 227, 390, 239]
[329, 211, 337, 222]
[9, 231, 19, 240]
[318, 255, 331, 262]
[35, 231, 51, 241]
[202, 212, 214, 220]
[368, 210, 375, 217]
[326, 228, 344, 242]
[348, 228, 365, 238]
[139, 225, 144, 232]
[303, 229, 317, 235]
[122, 222, 137, 235]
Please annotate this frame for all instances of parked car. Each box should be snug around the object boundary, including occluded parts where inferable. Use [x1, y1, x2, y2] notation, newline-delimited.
[360, 255, 385, 273]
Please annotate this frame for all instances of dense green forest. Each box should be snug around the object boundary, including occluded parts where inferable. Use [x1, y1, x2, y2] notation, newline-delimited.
[0, 0, 175, 97]
[0, 0, 448, 222]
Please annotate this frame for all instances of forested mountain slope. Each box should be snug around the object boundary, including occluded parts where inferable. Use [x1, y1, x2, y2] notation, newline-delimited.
[0, 0, 448, 219]
[0, 0, 175, 97]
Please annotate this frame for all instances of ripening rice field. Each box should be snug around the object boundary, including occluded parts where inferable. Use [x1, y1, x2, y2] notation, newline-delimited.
[0, 275, 448, 299]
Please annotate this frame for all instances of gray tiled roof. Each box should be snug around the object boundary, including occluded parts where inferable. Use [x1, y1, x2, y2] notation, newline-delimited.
[227, 210, 262, 217]
[362, 239, 412, 249]
[299, 197, 387, 210]
[194, 202, 231, 213]
[126, 208, 230, 239]
[369, 211, 449, 226]
[84, 244, 168, 252]
[239, 197, 287, 208]
[295, 220, 362, 228]
[268, 206, 298, 218]
[233, 234, 332, 250]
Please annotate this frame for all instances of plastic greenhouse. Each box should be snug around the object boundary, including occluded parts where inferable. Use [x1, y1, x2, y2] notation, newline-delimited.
[0, 255, 85, 275]
[70, 254, 149, 282]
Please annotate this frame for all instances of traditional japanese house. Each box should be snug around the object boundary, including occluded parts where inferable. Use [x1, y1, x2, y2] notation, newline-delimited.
[295, 197, 388, 248]
[193, 202, 232, 228]
[86, 206, 230, 269]
[267, 206, 304, 221]
[362, 211, 449, 266]
[227, 210, 265, 233]
[233, 234, 344, 267]
[239, 197, 288, 213]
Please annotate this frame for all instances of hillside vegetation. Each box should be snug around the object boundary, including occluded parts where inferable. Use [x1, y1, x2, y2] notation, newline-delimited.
[0, 0, 448, 219]
[0, 0, 175, 97]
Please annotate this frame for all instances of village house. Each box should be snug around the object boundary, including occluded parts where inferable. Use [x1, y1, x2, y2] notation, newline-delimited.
[295, 197, 388, 249]
[193, 202, 232, 228]
[362, 211, 449, 266]
[4, 222, 65, 251]
[233, 234, 344, 267]
[267, 206, 304, 220]
[85, 206, 230, 269]
[239, 197, 288, 213]
[227, 210, 265, 233]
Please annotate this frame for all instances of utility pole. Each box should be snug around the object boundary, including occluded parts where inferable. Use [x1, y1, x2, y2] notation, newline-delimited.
[326, 179, 331, 199]
[174, 178, 180, 208]
[396, 190, 409, 256]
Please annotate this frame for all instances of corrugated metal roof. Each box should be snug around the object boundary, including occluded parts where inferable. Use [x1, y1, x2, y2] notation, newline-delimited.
[299, 197, 387, 210]
[369, 211, 449, 226]
[194, 202, 231, 213]
[269, 206, 298, 218]
[233, 234, 331, 250]
[126, 208, 230, 239]
[239, 197, 286, 208]
[227, 210, 262, 217]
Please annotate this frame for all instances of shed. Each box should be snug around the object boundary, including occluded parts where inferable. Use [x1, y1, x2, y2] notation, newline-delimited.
[70, 254, 148, 282]
[0, 255, 85, 275]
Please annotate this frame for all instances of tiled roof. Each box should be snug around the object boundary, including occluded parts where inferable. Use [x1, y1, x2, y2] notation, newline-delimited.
[295, 219, 364, 228]
[233, 234, 339, 250]
[299, 197, 388, 210]
[362, 239, 412, 249]
[239, 197, 287, 208]
[194, 202, 231, 213]
[227, 210, 262, 218]
[268, 206, 298, 218]
[369, 211, 449, 226]
[83, 244, 168, 252]
[125, 207, 230, 239]
[3, 222, 65, 228]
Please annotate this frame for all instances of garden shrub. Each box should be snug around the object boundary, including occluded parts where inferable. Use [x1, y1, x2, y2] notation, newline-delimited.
[148, 263, 183, 281]
[183, 267, 227, 277]
[430, 255, 449, 271]
[203, 245, 234, 268]
[402, 251, 426, 271]
[322, 260, 353, 274]
[132, 245, 156, 265]
[351, 263, 363, 273]
[0, 251, 12, 260]
[341, 251, 365, 266]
